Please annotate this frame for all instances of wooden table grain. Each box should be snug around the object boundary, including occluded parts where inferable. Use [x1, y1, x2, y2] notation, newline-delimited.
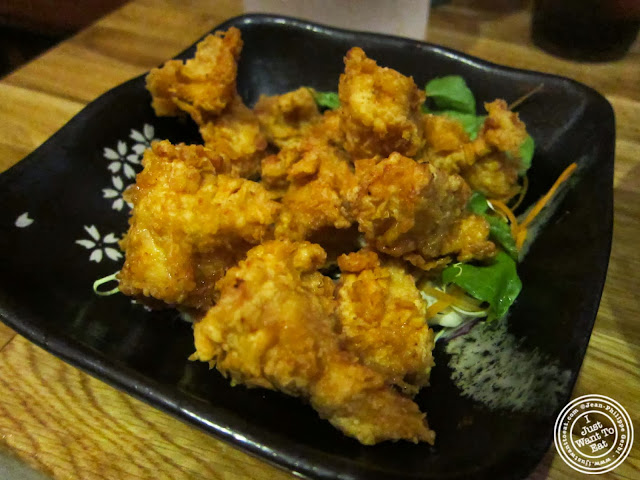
[0, 1, 638, 479]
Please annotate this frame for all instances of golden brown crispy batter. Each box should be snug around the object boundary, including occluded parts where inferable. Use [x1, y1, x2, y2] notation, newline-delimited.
[338, 47, 425, 159]
[441, 214, 497, 262]
[352, 152, 495, 268]
[118, 140, 280, 310]
[198, 96, 267, 178]
[274, 141, 356, 241]
[125, 33, 537, 445]
[192, 240, 435, 445]
[482, 99, 528, 153]
[422, 100, 527, 201]
[260, 110, 345, 192]
[253, 87, 322, 148]
[422, 113, 470, 158]
[462, 152, 520, 201]
[311, 355, 435, 445]
[259, 110, 356, 241]
[462, 100, 526, 200]
[146, 27, 242, 123]
[337, 251, 435, 395]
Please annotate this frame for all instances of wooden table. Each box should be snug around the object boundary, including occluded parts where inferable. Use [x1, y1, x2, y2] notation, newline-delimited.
[0, 1, 638, 478]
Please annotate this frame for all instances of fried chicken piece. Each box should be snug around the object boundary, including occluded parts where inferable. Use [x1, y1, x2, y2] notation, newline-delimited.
[338, 47, 425, 159]
[482, 99, 528, 153]
[146, 30, 266, 178]
[118, 140, 280, 310]
[422, 113, 470, 158]
[146, 27, 242, 123]
[198, 96, 267, 178]
[253, 87, 322, 148]
[311, 354, 434, 445]
[259, 112, 356, 241]
[337, 251, 434, 395]
[274, 142, 356, 241]
[192, 240, 434, 445]
[352, 153, 495, 268]
[463, 152, 520, 201]
[441, 213, 497, 262]
[260, 110, 345, 192]
[423, 100, 527, 201]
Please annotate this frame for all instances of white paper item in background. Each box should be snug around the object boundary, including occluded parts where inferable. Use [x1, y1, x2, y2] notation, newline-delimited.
[243, 0, 431, 40]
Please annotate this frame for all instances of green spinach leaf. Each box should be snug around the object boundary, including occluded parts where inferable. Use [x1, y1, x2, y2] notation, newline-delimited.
[440, 111, 485, 140]
[485, 216, 518, 259]
[519, 134, 534, 174]
[468, 191, 489, 215]
[467, 192, 518, 259]
[309, 89, 340, 110]
[442, 252, 522, 321]
[425, 75, 476, 114]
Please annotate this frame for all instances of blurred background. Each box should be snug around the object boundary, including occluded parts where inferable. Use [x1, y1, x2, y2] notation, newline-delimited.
[0, 0, 127, 77]
[0, 0, 638, 77]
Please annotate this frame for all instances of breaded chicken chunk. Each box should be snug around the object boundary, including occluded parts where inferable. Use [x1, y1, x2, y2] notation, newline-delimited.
[192, 240, 434, 444]
[260, 110, 345, 192]
[338, 47, 425, 159]
[463, 152, 520, 201]
[273, 141, 356, 241]
[146, 27, 242, 123]
[253, 87, 322, 149]
[118, 140, 280, 310]
[198, 96, 267, 178]
[352, 153, 495, 268]
[146, 29, 266, 178]
[423, 100, 528, 200]
[422, 113, 471, 155]
[337, 250, 435, 395]
[259, 110, 356, 242]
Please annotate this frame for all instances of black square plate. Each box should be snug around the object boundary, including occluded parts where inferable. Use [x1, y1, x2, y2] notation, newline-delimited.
[0, 14, 613, 480]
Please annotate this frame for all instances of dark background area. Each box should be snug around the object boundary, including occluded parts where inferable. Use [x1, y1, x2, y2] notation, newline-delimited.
[0, 0, 128, 77]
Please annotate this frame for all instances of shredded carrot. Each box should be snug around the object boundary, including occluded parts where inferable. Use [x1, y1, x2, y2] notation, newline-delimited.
[422, 284, 483, 312]
[510, 175, 529, 211]
[515, 228, 528, 250]
[489, 199, 520, 239]
[426, 299, 452, 319]
[515, 162, 578, 249]
[509, 83, 544, 111]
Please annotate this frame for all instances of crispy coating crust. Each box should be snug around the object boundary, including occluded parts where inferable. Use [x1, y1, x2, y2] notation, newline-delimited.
[146, 27, 242, 122]
[198, 96, 267, 178]
[192, 240, 435, 445]
[422, 114, 470, 157]
[260, 110, 345, 191]
[482, 99, 528, 153]
[253, 87, 322, 148]
[273, 141, 356, 241]
[423, 100, 527, 201]
[463, 152, 520, 201]
[337, 251, 435, 395]
[118, 140, 280, 309]
[352, 153, 494, 267]
[442, 214, 497, 262]
[125, 31, 534, 445]
[338, 47, 425, 159]
[259, 109, 356, 241]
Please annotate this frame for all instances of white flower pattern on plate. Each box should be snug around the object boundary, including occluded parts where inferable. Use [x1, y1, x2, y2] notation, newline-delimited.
[102, 175, 131, 211]
[75, 225, 122, 263]
[104, 140, 140, 179]
[129, 124, 157, 156]
[15, 212, 34, 228]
